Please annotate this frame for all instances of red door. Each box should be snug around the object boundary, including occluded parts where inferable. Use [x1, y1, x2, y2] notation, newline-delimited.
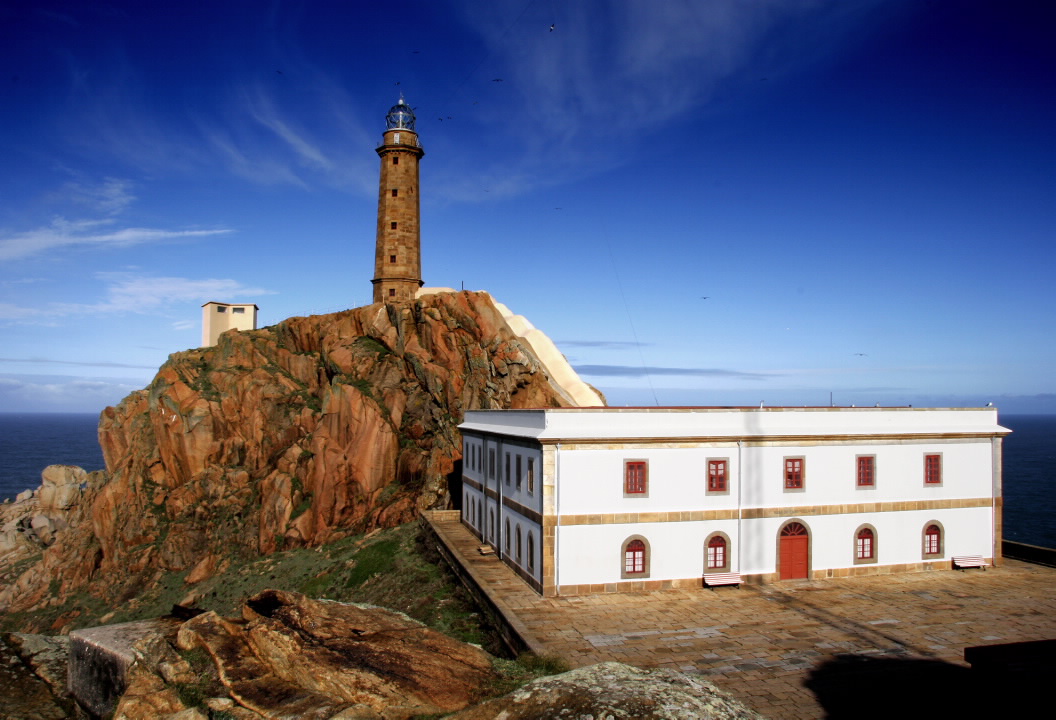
[779, 522, 809, 579]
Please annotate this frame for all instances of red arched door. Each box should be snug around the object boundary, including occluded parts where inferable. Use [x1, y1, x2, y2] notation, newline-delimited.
[780, 522, 809, 579]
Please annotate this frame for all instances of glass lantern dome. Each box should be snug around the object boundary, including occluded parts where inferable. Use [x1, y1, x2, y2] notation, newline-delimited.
[385, 96, 416, 131]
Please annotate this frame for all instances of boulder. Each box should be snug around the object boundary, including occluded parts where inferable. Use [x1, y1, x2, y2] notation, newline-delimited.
[176, 589, 496, 719]
[449, 662, 767, 720]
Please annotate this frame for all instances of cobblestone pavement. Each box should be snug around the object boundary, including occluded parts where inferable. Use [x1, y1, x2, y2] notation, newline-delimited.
[426, 512, 1056, 719]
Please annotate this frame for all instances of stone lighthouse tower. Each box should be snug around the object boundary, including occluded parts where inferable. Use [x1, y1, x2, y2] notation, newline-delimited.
[372, 96, 425, 303]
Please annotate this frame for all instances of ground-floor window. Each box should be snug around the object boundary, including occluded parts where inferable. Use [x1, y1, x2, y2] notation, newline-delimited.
[621, 535, 650, 579]
[706, 534, 728, 570]
[923, 522, 944, 558]
[856, 527, 875, 561]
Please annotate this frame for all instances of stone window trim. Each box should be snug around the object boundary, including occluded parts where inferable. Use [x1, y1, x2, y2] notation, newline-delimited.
[624, 460, 648, 497]
[784, 456, 805, 492]
[705, 531, 731, 572]
[924, 453, 943, 486]
[854, 523, 878, 564]
[707, 458, 729, 494]
[856, 455, 876, 488]
[922, 521, 945, 559]
[621, 535, 651, 579]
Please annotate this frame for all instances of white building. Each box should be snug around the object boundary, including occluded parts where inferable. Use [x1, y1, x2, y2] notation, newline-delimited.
[458, 407, 1008, 596]
[201, 302, 259, 347]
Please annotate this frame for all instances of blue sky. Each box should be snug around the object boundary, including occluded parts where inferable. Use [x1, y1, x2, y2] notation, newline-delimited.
[1, 0, 1053, 414]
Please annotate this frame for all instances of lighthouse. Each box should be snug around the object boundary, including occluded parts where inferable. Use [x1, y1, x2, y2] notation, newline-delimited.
[372, 96, 425, 303]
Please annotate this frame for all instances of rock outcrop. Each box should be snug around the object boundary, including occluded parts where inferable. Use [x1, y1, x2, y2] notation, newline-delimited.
[449, 662, 766, 720]
[1, 292, 593, 620]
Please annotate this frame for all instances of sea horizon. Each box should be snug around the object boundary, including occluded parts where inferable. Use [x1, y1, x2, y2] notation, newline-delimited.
[2, 412, 1053, 549]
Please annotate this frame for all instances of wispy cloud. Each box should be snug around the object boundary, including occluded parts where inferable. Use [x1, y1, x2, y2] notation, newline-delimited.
[0, 357, 157, 370]
[0, 374, 144, 414]
[559, 340, 649, 349]
[0, 273, 274, 321]
[461, 2, 819, 159]
[0, 217, 232, 262]
[575, 364, 777, 379]
[64, 177, 136, 215]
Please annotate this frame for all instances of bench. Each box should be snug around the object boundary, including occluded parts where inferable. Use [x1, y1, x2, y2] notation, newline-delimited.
[703, 572, 742, 589]
[477, 545, 495, 556]
[952, 555, 987, 571]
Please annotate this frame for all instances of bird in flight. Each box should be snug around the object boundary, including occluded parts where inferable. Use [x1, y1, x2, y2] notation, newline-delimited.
[492, 78, 504, 82]
[700, 296, 710, 300]
[853, 353, 867, 357]
[550, 24, 556, 32]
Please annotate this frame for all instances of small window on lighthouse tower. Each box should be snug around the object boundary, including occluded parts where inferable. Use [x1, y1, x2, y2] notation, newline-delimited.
[391, 189, 398, 197]
[390, 255, 396, 263]
[393, 156, 398, 165]
[390, 222, 397, 230]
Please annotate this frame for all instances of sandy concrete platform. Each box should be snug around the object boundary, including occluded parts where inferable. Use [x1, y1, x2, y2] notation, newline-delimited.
[425, 511, 1056, 719]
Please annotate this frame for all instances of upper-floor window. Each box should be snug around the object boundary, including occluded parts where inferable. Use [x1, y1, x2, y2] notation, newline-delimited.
[391, 188, 398, 197]
[488, 449, 495, 479]
[505, 452, 511, 486]
[924, 454, 942, 485]
[707, 459, 728, 492]
[390, 221, 398, 230]
[856, 456, 875, 487]
[625, 461, 647, 495]
[216, 306, 227, 313]
[527, 458, 535, 494]
[784, 457, 805, 489]
[515, 455, 522, 491]
[232, 307, 245, 314]
[393, 156, 399, 165]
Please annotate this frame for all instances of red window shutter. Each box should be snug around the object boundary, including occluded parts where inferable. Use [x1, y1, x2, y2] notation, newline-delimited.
[925, 455, 941, 484]
[708, 460, 727, 491]
[785, 458, 804, 489]
[857, 457, 874, 486]
[625, 461, 647, 494]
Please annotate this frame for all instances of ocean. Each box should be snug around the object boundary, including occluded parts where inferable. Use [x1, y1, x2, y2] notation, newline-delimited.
[0, 413, 1053, 548]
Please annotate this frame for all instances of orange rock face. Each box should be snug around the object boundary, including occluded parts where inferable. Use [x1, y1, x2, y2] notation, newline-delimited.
[2, 292, 575, 616]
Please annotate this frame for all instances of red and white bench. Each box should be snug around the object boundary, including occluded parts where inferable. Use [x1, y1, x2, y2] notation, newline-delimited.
[952, 555, 987, 571]
[703, 572, 742, 589]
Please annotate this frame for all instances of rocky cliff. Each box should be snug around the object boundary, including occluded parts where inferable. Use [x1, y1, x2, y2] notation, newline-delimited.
[1, 291, 595, 620]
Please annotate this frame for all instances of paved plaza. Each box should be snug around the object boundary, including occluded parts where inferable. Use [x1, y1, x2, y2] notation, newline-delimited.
[426, 512, 1056, 719]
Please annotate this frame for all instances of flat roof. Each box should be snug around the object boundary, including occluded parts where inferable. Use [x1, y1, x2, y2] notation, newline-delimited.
[459, 407, 1010, 441]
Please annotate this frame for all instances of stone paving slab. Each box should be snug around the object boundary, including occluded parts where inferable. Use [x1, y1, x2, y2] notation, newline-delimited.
[425, 512, 1056, 719]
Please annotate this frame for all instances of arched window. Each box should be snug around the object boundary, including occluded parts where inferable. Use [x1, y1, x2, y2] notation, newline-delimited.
[625, 539, 646, 574]
[923, 523, 943, 558]
[856, 527, 875, 560]
[489, 509, 495, 542]
[504, 519, 511, 555]
[515, 525, 522, 565]
[621, 535, 651, 579]
[527, 532, 535, 573]
[707, 535, 727, 570]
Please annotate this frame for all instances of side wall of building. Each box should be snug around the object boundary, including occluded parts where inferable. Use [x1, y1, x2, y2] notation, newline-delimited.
[461, 432, 544, 592]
